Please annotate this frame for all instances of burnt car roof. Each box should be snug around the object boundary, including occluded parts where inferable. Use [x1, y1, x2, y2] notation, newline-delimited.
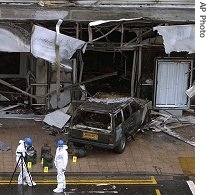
[79, 97, 133, 114]
[78, 95, 150, 114]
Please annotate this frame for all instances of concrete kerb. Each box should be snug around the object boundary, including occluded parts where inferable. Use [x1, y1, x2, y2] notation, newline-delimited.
[0, 171, 192, 181]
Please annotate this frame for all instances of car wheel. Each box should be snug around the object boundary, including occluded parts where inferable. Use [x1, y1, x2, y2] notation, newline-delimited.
[114, 135, 126, 154]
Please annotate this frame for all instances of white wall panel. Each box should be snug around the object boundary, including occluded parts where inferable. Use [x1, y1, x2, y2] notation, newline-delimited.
[154, 59, 192, 109]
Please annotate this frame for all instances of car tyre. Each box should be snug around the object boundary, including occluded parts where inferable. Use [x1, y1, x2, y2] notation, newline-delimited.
[114, 135, 126, 154]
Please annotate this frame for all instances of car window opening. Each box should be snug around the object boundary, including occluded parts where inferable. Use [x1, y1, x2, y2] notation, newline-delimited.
[73, 110, 111, 130]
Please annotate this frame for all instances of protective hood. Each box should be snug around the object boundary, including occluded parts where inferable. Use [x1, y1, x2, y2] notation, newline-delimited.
[19, 140, 24, 144]
[63, 145, 68, 150]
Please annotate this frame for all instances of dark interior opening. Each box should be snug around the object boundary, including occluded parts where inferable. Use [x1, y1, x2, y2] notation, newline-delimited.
[0, 52, 20, 74]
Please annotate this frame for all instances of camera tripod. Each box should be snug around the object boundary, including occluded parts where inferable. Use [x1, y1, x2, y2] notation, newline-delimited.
[9, 153, 34, 186]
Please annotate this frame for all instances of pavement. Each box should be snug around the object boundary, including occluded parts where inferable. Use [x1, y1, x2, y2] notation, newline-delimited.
[0, 115, 195, 183]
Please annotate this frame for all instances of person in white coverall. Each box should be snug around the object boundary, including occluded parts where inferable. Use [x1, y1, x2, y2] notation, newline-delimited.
[15, 137, 36, 186]
[53, 139, 68, 193]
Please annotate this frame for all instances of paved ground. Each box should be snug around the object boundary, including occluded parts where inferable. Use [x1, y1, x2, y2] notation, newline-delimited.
[0, 178, 194, 195]
[0, 117, 195, 183]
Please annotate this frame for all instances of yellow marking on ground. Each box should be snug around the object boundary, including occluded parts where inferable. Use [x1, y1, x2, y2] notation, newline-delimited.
[155, 189, 161, 195]
[178, 157, 195, 174]
[72, 156, 77, 163]
[0, 176, 157, 185]
[43, 166, 49, 173]
[27, 162, 32, 169]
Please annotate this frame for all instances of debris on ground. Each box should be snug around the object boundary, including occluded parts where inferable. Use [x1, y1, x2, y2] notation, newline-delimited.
[0, 98, 195, 148]
[162, 125, 195, 146]
[0, 140, 10, 151]
[147, 111, 195, 146]
[0, 104, 21, 112]
[43, 105, 70, 129]
[67, 142, 88, 158]
[42, 105, 71, 135]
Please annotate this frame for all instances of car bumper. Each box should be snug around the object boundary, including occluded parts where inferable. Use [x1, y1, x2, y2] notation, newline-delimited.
[68, 137, 115, 150]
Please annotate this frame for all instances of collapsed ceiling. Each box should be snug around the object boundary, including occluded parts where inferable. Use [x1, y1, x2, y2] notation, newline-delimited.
[0, 1, 195, 113]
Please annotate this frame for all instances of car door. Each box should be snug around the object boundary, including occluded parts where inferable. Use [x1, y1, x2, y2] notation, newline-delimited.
[114, 111, 123, 144]
[126, 100, 142, 136]
[130, 100, 143, 126]
[121, 104, 134, 135]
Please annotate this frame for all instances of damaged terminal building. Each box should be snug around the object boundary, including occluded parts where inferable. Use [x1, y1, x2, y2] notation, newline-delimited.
[0, 0, 195, 117]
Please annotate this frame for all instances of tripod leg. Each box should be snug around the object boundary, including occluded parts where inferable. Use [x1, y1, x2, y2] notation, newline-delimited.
[21, 156, 24, 185]
[25, 163, 33, 185]
[9, 156, 21, 184]
[23, 159, 35, 186]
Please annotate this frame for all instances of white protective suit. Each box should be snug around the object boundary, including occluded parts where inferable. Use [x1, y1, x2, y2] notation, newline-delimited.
[15, 140, 35, 186]
[54, 145, 68, 191]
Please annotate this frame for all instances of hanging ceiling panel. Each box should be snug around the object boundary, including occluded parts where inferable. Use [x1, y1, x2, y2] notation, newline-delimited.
[0, 24, 30, 52]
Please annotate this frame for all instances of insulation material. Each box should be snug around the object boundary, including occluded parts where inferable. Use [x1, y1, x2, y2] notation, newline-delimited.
[186, 85, 195, 98]
[43, 106, 70, 129]
[0, 94, 10, 101]
[0, 24, 30, 52]
[153, 25, 195, 54]
[0, 141, 10, 151]
[49, 83, 71, 109]
[31, 25, 86, 64]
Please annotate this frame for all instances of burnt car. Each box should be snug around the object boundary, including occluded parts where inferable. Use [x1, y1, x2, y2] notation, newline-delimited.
[68, 93, 151, 154]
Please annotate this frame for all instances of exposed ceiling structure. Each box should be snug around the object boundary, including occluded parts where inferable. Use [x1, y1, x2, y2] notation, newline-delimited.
[0, 1, 194, 23]
[0, 0, 195, 113]
[0, 0, 195, 52]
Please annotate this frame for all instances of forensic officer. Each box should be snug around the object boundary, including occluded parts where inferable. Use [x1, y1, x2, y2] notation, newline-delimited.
[15, 137, 36, 186]
[53, 139, 68, 193]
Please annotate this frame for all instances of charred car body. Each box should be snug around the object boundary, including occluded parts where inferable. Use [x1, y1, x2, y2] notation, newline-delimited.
[68, 93, 151, 153]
